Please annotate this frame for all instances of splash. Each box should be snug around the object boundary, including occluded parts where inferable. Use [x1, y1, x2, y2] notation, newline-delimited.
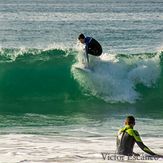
[72, 52, 161, 103]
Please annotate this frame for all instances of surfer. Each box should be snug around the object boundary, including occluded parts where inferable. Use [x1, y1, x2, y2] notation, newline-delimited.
[78, 33, 102, 65]
[117, 116, 162, 157]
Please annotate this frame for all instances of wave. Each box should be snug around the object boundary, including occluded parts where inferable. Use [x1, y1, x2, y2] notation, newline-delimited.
[0, 48, 162, 104]
[0, 47, 72, 62]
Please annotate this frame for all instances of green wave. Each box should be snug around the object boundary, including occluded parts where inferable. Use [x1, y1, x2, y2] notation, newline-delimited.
[0, 48, 162, 113]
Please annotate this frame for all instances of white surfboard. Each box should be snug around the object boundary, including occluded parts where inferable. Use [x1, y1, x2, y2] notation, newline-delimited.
[74, 65, 92, 73]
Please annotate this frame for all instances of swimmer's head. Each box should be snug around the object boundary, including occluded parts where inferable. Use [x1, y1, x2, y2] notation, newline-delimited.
[125, 116, 135, 126]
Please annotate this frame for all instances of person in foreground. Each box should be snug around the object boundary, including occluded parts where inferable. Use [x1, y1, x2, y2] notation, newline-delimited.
[78, 33, 102, 66]
[117, 116, 162, 157]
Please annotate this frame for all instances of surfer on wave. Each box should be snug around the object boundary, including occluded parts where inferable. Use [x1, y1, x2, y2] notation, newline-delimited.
[78, 33, 102, 67]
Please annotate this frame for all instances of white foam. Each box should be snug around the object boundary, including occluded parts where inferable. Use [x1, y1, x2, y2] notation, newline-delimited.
[0, 133, 162, 163]
[72, 52, 161, 103]
[128, 54, 161, 87]
[0, 48, 28, 62]
[43, 43, 71, 52]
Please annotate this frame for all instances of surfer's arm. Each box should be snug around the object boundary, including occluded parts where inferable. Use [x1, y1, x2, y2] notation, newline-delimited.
[137, 142, 163, 158]
[136, 142, 156, 155]
[133, 130, 156, 155]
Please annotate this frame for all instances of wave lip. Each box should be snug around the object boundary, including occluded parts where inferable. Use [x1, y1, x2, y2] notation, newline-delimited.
[0, 47, 71, 63]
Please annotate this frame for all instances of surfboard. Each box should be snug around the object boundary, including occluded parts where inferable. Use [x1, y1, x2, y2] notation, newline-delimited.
[74, 65, 92, 73]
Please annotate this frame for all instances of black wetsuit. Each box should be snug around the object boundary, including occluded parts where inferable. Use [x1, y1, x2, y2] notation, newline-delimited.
[117, 125, 156, 156]
[85, 37, 102, 56]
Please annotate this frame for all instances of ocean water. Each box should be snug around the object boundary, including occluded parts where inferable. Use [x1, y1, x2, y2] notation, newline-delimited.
[0, 0, 163, 162]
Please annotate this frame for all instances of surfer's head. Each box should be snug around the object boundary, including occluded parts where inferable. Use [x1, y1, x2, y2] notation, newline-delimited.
[78, 33, 85, 44]
[125, 116, 135, 127]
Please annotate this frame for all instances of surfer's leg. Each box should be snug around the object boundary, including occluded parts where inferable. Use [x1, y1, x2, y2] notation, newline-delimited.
[83, 52, 89, 68]
[86, 52, 89, 64]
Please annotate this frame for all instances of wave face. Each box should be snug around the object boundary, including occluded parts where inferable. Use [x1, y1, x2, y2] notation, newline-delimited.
[0, 48, 162, 109]
[0, 48, 80, 109]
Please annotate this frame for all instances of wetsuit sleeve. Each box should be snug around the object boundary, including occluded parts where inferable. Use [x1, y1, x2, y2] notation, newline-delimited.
[132, 130, 156, 155]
